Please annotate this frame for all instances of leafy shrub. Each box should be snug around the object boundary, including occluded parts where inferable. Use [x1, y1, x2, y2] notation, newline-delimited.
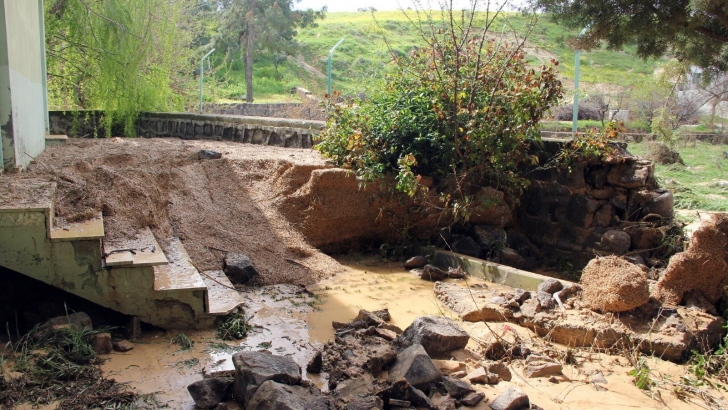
[316, 6, 562, 221]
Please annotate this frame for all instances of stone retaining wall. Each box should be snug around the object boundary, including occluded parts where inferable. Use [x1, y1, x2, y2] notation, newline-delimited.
[204, 102, 326, 121]
[48, 110, 325, 149]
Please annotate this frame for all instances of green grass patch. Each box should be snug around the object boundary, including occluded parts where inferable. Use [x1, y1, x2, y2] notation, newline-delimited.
[628, 141, 728, 211]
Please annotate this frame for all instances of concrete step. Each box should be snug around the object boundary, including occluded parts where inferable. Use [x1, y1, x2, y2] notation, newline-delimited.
[104, 227, 168, 267]
[50, 213, 104, 242]
[200, 270, 243, 315]
[0, 179, 55, 236]
[45, 134, 68, 147]
[153, 237, 206, 292]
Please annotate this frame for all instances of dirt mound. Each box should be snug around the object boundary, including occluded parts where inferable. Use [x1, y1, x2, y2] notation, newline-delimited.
[18, 138, 344, 285]
[644, 142, 684, 165]
[654, 213, 728, 305]
[580, 256, 650, 312]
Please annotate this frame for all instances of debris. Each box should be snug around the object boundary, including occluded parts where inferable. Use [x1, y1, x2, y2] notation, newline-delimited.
[490, 387, 530, 410]
[580, 256, 649, 312]
[306, 350, 323, 374]
[441, 376, 476, 399]
[223, 253, 259, 284]
[246, 380, 329, 410]
[537, 279, 563, 295]
[404, 255, 428, 269]
[421, 264, 447, 281]
[231, 351, 302, 407]
[199, 149, 222, 160]
[113, 339, 135, 352]
[388, 344, 442, 390]
[394, 316, 470, 357]
[482, 361, 512, 382]
[187, 377, 231, 409]
[91, 332, 113, 355]
[460, 391, 486, 406]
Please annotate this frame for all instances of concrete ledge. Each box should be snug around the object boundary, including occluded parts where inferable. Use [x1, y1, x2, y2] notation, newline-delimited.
[142, 112, 325, 131]
[432, 249, 574, 292]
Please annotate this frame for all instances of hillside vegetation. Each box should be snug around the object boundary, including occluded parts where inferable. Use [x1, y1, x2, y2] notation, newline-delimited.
[213, 10, 667, 102]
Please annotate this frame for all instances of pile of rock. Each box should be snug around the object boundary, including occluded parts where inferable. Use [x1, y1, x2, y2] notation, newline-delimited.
[33, 312, 138, 355]
[187, 310, 542, 410]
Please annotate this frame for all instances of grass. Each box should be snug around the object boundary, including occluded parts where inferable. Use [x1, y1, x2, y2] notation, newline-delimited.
[627, 141, 728, 211]
[170, 332, 194, 350]
[217, 313, 253, 341]
[210, 11, 668, 102]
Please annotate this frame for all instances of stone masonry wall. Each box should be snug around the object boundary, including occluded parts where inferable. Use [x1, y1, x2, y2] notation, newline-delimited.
[204, 102, 326, 121]
[49, 110, 325, 149]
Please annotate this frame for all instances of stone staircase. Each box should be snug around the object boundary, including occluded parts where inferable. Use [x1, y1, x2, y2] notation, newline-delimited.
[0, 179, 243, 329]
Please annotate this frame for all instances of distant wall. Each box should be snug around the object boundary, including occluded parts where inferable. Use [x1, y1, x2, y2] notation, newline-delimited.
[48, 111, 326, 149]
[204, 102, 326, 121]
[0, 0, 46, 172]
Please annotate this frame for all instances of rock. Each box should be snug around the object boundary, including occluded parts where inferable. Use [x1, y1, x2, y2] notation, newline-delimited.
[232, 351, 301, 407]
[442, 376, 475, 399]
[372, 309, 391, 321]
[368, 344, 397, 375]
[246, 380, 328, 410]
[451, 237, 482, 258]
[490, 387, 530, 410]
[388, 344, 442, 391]
[394, 316, 469, 357]
[347, 396, 384, 410]
[306, 350, 322, 374]
[381, 323, 404, 334]
[524, 362, 563, 378]
[465, 367, 488, 384]
[389, 399, 411, 408]
[126, 316, 141, 341]
[684, 290, 718, 315]
[474, 225, 507, 251]
[432, 360, 466, 375]
[446, 267, 467, 279]
[187, 377, 231, 409]
[590, 373, 608, 385]
[356, 310, 385, 327]
[33, 312, 93, 340]
[372, 327, 397, 341]
[433, 282, 510, 322]
[594, 204, 614, 227]
[460, 392, 486, 406]
[581, 256, 650, 312]
[536, 291, 554, 309]
[199, 149, 222, 160]
[513, 289, 530, 304]
[408, 385, 435, 409]
[421, 265, 447, 281]
[112, 339, 135, 352]
[469, 187, 512, 227]
[537, 279, 563, 295]
[91, 333, 112, 355]
[646, 190, 674, 218]
[607, 158, 653, 189]
[377, 379, 434, 409]
[482, 361, 512, 382]
[215, 403, 228, 410]
[599, 230, 631, 255]
[436, 396, 457, 410]
[548, 376, 559, 383]
[450, 370, 466, 378]
[223, 253, 259, 284]
[500, 248, 525, 269]
[630, 227, 664, 250]
[520, 298, 541, 318]
[405, 256, 428, 269]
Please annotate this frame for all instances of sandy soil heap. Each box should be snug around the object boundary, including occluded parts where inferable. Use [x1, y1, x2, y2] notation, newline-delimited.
[14, 138, 346, 285]
[655, 213, 728, 305]
[580, 256, 650, 312]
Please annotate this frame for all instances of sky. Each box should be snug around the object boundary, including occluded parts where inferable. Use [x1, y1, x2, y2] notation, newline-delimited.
[295, 0, 525, 13]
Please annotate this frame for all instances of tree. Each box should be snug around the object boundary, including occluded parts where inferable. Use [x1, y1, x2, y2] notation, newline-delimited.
[532, 0, 728, 77]
[217, 0, 325, 102]
[44, 0, 197, 135]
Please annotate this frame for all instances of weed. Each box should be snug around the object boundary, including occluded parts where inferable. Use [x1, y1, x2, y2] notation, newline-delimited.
[171, 332, 194, 350]
[257, 341, 272, 349]
[218, 313, 252, 341]
[174, 358, 200, 369]
[629, 356, 656, 390]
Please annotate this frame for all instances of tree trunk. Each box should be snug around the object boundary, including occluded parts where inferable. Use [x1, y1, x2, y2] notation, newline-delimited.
[245, 0, 257, 103]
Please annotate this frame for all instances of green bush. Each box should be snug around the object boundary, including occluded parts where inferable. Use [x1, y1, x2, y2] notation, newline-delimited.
[315, 8, 562, 221]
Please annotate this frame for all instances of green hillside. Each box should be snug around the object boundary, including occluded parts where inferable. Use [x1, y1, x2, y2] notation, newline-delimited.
[213, 11, 667, 102]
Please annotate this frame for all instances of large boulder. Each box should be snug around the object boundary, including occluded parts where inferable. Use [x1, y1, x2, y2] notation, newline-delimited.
[246, 380, 329, 410]
[599, 230, 631, 255]
[580, 256, 650, 312]
[394, 316, 470, 357]
[469, 187, 512, 227]
[223, 253, 259, 284]
[32, 312, 92, 340]
[232, 351, 301, 406]
[451, 236, 482, 258]
[387, 344, 442, 391]
[187, 378, 231, 409]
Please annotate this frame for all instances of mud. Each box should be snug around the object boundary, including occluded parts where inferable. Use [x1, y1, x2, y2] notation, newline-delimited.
[83, 256, 728, 410]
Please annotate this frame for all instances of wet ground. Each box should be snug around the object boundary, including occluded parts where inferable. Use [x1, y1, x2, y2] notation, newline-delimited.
[90, 256, 722, 410]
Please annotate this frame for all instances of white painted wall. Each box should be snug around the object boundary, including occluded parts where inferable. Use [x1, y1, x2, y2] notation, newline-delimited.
[0, 0, 46, 172]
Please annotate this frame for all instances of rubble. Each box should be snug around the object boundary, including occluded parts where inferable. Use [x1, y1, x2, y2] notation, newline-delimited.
[187, 377, 231, 409]
[490, 387, 530, 410]
[580, 256, 650, 312]
[394, 316, 470, 357]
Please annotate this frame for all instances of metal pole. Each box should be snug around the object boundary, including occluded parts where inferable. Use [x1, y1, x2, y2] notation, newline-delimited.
[328, 38, 345, 98]
[572, 27, 589, 137]
[572, 49, 580, 137]
[200, 48, 216, 114]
